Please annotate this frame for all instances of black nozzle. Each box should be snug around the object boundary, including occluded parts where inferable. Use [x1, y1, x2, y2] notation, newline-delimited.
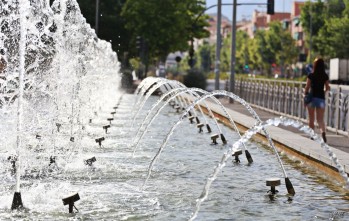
[11, 192, 23, 210]
[84, 157, 96, 166]
[107, 118, 114, 124]
[266, 178, 281, 195]
[211, 134, 219, 145]
[206, 124, 212, 133]
[188, 116, 195, 124]
[197, 123, 204, 133]
[245, 150, 253, 163]
[95, 137, 105, 147]
[103, 125, 110, 133]
[285, 177, 295, 195]
[49, 156, 56, 166]
[36, 134, 42, 140]
[56, 123, 62, 132]
[232, 149, 242, 163]
[62, 193, 80, 213]
[220, 134, 227, 145]
[195, 117, 200, 124]
[70, 137, 74, 142]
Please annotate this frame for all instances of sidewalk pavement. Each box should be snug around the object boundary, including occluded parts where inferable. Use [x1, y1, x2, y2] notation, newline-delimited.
[206, 97, 349, 175]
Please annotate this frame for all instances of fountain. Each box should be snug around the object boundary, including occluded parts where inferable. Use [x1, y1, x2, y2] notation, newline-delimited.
[0, 1, 349, 220]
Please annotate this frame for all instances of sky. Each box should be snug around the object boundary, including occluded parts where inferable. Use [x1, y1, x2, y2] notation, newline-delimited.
[205, 0, 306, 21]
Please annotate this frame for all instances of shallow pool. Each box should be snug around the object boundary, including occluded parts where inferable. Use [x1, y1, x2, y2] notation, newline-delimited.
[0, 94, 348, 220]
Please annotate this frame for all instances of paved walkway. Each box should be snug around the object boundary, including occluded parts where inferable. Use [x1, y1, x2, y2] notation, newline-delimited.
[219, 97, 349, 153]
[206, 97, 349, 175]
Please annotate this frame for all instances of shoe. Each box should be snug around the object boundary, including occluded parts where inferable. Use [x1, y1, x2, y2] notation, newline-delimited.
[322, 132, 327, 143]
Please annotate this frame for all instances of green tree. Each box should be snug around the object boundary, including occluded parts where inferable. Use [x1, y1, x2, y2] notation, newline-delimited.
[300, 0, 349, 59]
[251, 30, 274, 76]
[317, 16, 349, 58]
[220, 36, 231, 72]
[267, 22, 298, 72]
[76, 0, 134, 67]
[121, 0, 209, 62]
[300, 0, 326, 58]
[235, 31, 250, 73]
[197, 41, 213, 72]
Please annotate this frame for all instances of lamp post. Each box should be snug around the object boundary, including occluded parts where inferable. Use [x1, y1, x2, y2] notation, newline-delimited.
[309, 0, 313, 62]
[214, 0, 222, 90]
[95, 0, 100, 35]
[229, 0, 237, 102]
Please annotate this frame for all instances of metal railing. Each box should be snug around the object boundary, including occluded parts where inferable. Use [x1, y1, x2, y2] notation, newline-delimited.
[234, 78, 349, 137]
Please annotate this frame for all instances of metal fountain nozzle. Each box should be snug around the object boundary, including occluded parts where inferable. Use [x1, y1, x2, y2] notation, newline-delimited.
[197, 123, 204, 133]
[56, 123, 62, 132]
[206, 124, 212, 133]
[11, 192, 23, 210]
[232, 149, 243, 163]
[62, 193, 80, 213]
[103, 125, 110, 133]
[211, 134, 219, 145]
[95, 137, 105, 147]
[266, 178, 281, 194]
[107, 118, 114, 124]
[49, 156, 57, 166]
[188, 116, 195, 124]
[84, 157, 96, 166]
[220, 134, 227, 145]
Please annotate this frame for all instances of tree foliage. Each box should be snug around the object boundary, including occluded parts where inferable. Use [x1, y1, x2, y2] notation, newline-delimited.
[121, 0, 209, 61]
[197, 41, 213, 72]
[76, 0, 131, 58]
[217, 22, 297, 77]
[300, 0, 349, 59]
[75, 0, 209, 70]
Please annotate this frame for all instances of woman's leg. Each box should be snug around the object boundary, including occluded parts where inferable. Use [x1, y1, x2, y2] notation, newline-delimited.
[316, 107, 327, 142]
[307, 106, 315, 130]
[316, 107, 326, 133]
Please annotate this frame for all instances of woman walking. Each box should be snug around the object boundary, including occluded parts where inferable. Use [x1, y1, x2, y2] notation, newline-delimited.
[304, 58, 330, 143]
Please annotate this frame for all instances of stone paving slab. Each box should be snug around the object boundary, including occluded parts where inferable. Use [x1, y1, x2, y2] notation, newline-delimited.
[204, 98, 349, 175]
